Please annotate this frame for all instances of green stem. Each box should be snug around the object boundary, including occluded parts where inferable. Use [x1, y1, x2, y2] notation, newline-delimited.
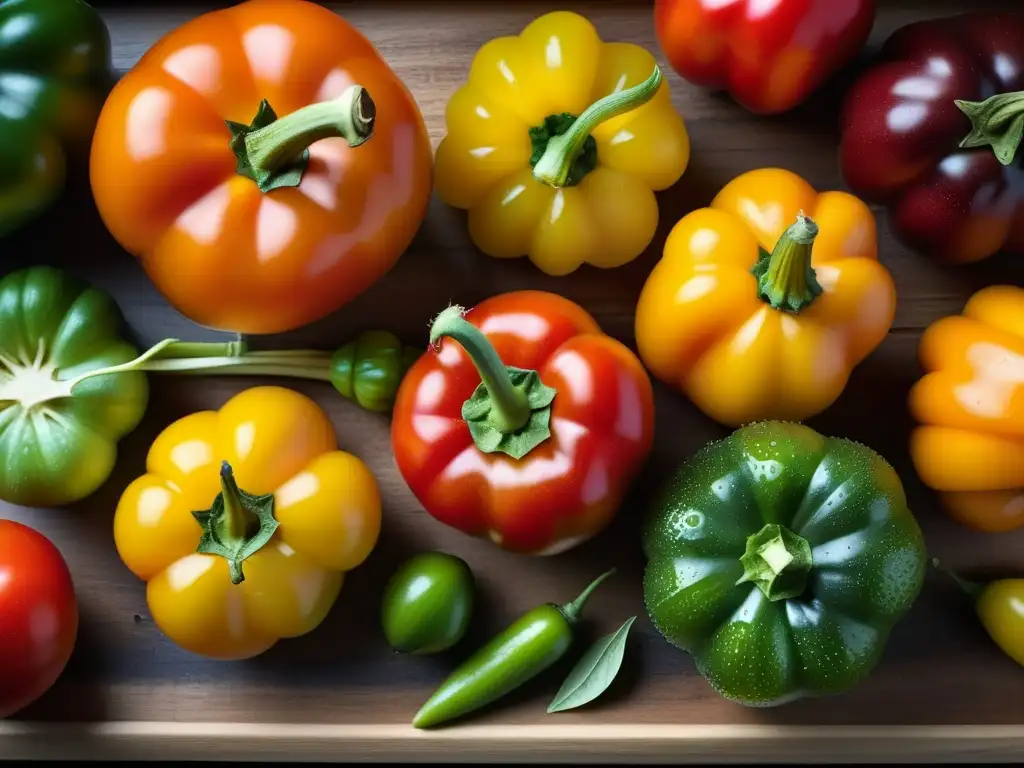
[532, 66, 662, 188]
[752, 212, 823, 313]
[931, 557, 986, 602]
[559, 568, 616, 625]
[218, 462, 250, 558]
[430, 306, 531, 433]
[65, 340, 326, 392]
[955, 90, 1024, 165]
[60, 332, 416, 414]
[244, 85, 376, 176]
[193, 461, 279, 585]
[737, 524, 813, 602]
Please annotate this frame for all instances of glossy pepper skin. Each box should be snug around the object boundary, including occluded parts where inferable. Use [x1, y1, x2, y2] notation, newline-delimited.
[909, 286, 1024, 532]
[89, 0, 432, 335]
[635, 168, 896, 428]
[113, 386, 381, 660]
[0, 0, 112, 238]
[840, 13, 1024, 264]
[642, 421, 928, 707]
[435, 11, 690, 276]
[392, 292, 654, 555]
[654, 0, 875, 115]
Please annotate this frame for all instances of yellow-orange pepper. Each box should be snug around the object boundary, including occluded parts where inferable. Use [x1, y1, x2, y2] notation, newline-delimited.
[909, 286, 1024, 532]
[635, 168, 896, 427]
[113, 386, 381, 660]
[435, 11, 690, 276]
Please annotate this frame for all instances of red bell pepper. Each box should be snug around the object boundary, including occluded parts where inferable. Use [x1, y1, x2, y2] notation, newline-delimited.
[654, 0, 876, 115]
[391, 292, 655, 556]
[839, 13, 1024, 264]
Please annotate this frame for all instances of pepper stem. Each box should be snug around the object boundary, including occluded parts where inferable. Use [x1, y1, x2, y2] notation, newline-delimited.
[751, 211, 823, 313]
[245, 85, 376, 175]
[737, 524, 812, 601]
[66, 339, 247, 392]
[58, 334, 412, 413]
[430, 306, 529, 432]
[955, 90, 1024, 165]
[931, 557, 986, 602]
[218, 462, 250, 543]
[532, 66, 662, 188]
[429, 306, 557, 459]
[559, 568, 616, 625]
[192, 461, 279, 586]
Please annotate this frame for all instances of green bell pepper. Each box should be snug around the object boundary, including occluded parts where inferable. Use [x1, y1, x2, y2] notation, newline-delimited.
[0, 0, 112, 237]
[0, 266, 416, 508]
[642, 421, 927, 707]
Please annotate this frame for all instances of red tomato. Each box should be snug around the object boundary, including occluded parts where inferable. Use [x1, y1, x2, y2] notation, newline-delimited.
[0, 521, 78, 718]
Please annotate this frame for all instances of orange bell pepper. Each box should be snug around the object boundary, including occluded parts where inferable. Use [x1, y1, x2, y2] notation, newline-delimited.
[635, 168, 896, 427]
[89, 0, 432, 335]
[113, 386, 382, 660]
[909, 286, 1024, 532]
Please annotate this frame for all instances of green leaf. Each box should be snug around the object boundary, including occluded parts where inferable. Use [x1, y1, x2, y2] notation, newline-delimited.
[547, 616, 636, 714]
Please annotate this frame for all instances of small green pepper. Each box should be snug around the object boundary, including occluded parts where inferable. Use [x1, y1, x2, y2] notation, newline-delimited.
[382, 552, 475, 655]
[331, 331, 421, 413]
[412, 568, 614, 729]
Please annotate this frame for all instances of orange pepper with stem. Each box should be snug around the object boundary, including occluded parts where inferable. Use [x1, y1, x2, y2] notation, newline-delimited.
[635, 168, 896, 427]
[909, 286, 1024, 532]
[89, 0, 432, 335]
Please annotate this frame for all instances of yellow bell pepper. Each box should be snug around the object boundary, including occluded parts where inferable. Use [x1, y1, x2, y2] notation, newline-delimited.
[635, 168, 896, 427]
[113, 386, 381, 660]
[435, 11, 690, 276]
[909, 285, 1024, 532]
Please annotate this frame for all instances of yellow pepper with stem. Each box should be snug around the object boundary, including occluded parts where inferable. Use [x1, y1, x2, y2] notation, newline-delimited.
[435, 11, 690, 276]
[634, 168, 896, 427]
[113, 386, 381, 660]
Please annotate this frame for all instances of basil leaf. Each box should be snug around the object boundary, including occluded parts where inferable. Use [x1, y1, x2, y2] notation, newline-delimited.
[547, 616, 636, 714]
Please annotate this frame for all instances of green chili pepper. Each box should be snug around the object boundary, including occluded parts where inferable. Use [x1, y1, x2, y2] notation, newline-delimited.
[412, 568, 615, 729]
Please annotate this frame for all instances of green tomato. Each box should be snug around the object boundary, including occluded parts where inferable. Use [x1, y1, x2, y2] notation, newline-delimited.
[382, 552, 475, 655]
[642, 421, 927, 707]
[0, 266, 146, 507]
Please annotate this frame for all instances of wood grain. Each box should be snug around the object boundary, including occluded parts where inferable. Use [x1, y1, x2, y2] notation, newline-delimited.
[2, 0, 1023, 761]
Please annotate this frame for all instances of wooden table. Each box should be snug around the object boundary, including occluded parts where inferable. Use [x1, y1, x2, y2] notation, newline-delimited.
[1, 0, 1022, 762]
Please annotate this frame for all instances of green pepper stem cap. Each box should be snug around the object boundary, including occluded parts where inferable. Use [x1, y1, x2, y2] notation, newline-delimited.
[955, 90, 1024, 165]
[192, 461, 279, 585]
[229, 85, 375, 193]
[559, 568, 616, 625]
[532, 66, 662, 188]
[751, 211, 823, 313]
[931, 557, 986, 602]
[737, 524, 812, 602]
[429, 305, 556, 459]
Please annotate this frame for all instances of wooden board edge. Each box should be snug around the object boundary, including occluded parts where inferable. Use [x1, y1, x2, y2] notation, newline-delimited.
[0, 722, 1022, 763]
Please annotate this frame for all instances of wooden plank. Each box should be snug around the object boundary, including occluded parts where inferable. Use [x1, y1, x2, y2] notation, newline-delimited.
[1, 0, 1022, 761]
[1, 723, 1023, 763]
